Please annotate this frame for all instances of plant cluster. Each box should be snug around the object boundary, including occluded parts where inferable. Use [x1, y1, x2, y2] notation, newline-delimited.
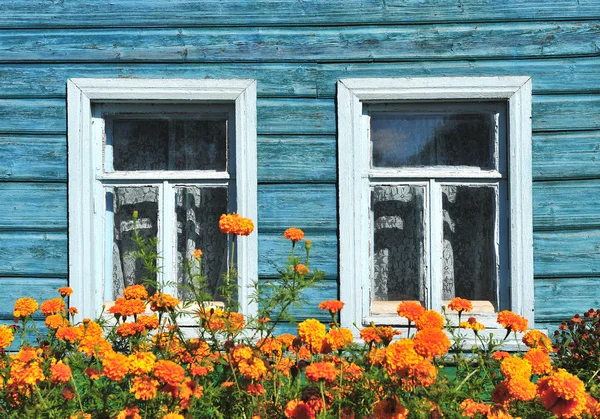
[0, 216, 598, 418]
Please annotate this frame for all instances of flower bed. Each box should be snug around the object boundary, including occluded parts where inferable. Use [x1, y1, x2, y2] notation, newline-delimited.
[0, 216, 598, 418]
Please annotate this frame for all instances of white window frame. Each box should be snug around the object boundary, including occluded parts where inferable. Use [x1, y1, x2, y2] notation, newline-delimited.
[337, 76, 533, 331]
[67, 78, 258, 322]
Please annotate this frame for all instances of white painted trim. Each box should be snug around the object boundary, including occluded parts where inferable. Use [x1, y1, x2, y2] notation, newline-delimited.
[337, 76, 534, 332]
[67, 78, 258, 322]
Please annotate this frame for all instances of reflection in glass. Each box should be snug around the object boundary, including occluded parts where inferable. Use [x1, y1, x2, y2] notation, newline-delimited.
[370, 111, 495, 168]
[108, 186, 159, 300]
[175, 187, 228, 300]
[110, 118, 227, 171]
[442, 185, 496, 308]
[372, 185, 426, 305]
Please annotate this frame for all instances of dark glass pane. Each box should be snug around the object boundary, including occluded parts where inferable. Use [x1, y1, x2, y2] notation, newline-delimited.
[175, 186, 228, 300]
[109, 186, 159, 299]
[111, 118, 227, 171]
[442, 185, 496, 308]
[370, 111, 495, 168]
[372, 185, 426, 305]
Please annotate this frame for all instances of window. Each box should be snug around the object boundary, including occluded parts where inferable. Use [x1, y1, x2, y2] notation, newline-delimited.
[67, 79, 257, 321]
[337, 77, 533, 330]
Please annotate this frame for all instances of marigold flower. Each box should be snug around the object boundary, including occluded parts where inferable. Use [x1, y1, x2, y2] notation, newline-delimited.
[297, 319, 326, 353]
[130, 374, 159, 400]
[162, 414, 185, 419]
[506, 377, 536, 401]
[407, 359, 437, 388]
[102, 352, 129, 381]
[137, 314, 159, 330]
[116, 322, 145, 337]
[385, 339, 423, 375]
[294, 263, 310, 275]
[257, 337, 282, 356]
[276, 333, 297, 350]
[415, 310, 444, 330]
[69, 413, 91, 419]
[500, 356, 532, 380]
[58, 286, 73, 297]
[413, 328, 450, 359]
[492, 351, 511, 361]
[115, 406, 141, 419]
[193, 249, 203, 259]
[305, 361, 337, 383]
[497, 310, 528, 332]
[13, 297, 38, 318]
[123, 284, 148, 300]
[148, 293, 179, 313]
[50, 361, 72, 383]
[285, 399, 316, 419]
[396, 301, 425, 323]
[491, 381, 511, 406]
[222, 381, 235, 388]
[247, 383, 266, 396]
[373, 397, 409, 419]
[459, 316, 485, 331]
[537, 369, 587, 418]
[360, 326, 400, 345]
[108, 297, 146, 318]
[522, 329, 553, 352]
[0, 325, 15, 349]
[219, 213, 254, 236]
[447, 297, 473, 313]
[56, 325, 84, 343]
[40, 298, 66, 316]
[79, 335, 112, 358]
[238, 357, 267, 380]
[128, 351, 156, 375]
[460, 399, 491, 418]
[318, 300, 344, 314]
[154, 360, 185, 386]
[68, 307, 78, 315]
[324, 327, 353, 352]
[283, 227, 304, 243]
[180, 377, 204, 409]
[523, 348, 552, 375]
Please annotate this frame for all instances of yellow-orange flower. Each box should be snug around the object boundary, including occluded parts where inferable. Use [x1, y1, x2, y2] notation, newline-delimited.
[0, 325, 14, 349]
[492, 351, 511, 361]
[537, 369, 587, 418]
[447, 297, 473, 313]
[115, 406, 141, 419]
[102, 352, 129, 381]
[407, 359, 437, 388]
[497, 310, 528, 332]
[116, 322, 145, 337]
[128, 351, 156, 375]
[219, 213, 254, 236]
[130, 375, 158, 400]
[524, 348, 552, 375]
[137, 314, 159, 330]
[238, 357, 267, 380]
[396, 301, 425, 323]
[500, 356, 532, 380]
[415, 310, 444, 330]
[283, 227, 304, 242]
[294, 263, 310, 275]
[108, 297, 146, 318]
[148, 293, 179, 313]
[56, 326, 84, 343]
[193, 249, 203, 259]
[305, 361, 337, 383]
[50, 361, 72, 383]
[413, 328, 450, 359]
[153, 360, 185, 386]
[13, 297, 38, 318]
[40, 298, 66, 316]
[460, 399, 491, 418]
[298, 318, 326, 353]
[318, 300, 344, 314]
[162, 414, 185, 419]
[247, 383, 265, 396]
[324, 328, 353, 352]
[506, 377, 536, 401]
[285, 399, 316, 419]
[459, 316, 485, 331]
[58, 286, 73, 297]
[522, 329, 553, 352]
[385, 339, 423, 375]
[123, 284, 148, 300]
[373, 397, 409, 419]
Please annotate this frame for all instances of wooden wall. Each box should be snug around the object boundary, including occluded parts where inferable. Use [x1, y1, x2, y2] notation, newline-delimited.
[0, 0, 599, 336]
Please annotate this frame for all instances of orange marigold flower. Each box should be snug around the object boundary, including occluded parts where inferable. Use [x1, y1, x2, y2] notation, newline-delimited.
[153, 360, 185, 386]
[257, 337, 283, 356]
[79, 335, 112, 358]
[180, 377, 204, 409]
[123, 284, 148, 300]
[231, 344, 253, 364]
[501, 356, 532, 380]
[56, 325, 84, 343]
[128, 351, 156, 375]
[50, 361, 72, 383]
[373, 397, 409, 419]
[108, 297, 146, 318]
[491, 381, 512, 406]
[522, 329, 553, 352]
[506, 377, 536, 401]
[497, 310, 528, 332]
[407, 359, 437, 388]
[131, 374, 159, 400]
[45, 313, 67, 329]
[415, 310, 444, 330]
[68, 307, 78, 315]
[103, 352, 129, 381]
[385, 339, 423, 375]
[137, 314, 159, 330]
[460, 399, 491, 418]
[247, 383, 266, 396]
[343, 362, 364, 382]
[413, 328, 450, 359]
[222, 381, 235, 388]
[396, 301, 425, 323]
[537, 369, 587, 418]
[13, 297, 38, 318]
[585, 395, 600, 418]
[297, 319, 326, 353]
[40, 298, 66, 316]
[115, 406, 141, 419]
[238, 357, 267, 380]
[285, 399, 316, 419]
[324, 327, 353, 352]
[162, 414, 185, 419]
[459, 316, 485, 331]
[58, 286, 73, 297]
[276, 333, 297, 350]
[524, 348, 552, 375]
[487, 406, 514, 419]
[492, 351, 511, 361]
[148, 293, 179, 313]
[116, 322, 145, 337]
[294, 263, 310, 275]
[193, 249, 203, 259]
[85, 367, 101, 380]
[283, 227, 304, 243]
[305, 361, 337, 383]
[447, 297, 473, 313]
[0, 325, 15, 349]
[69, 413, 91, 419]
[360, 326, 400, 345]
[318, 300, 344, 314]
[219, 213, 254, 236]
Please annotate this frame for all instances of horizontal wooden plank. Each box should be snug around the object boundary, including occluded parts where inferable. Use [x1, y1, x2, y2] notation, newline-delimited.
[0, 99, 65, 134]
[0, 64, 318, 98]
[0, 22, 598, 63]
[533, 180, 600, 230]
[535, 277, 600, 323]
[257, 99, 336, 135]
[533, 131, 600, 180]
[0, 183, 67, 230]
[258, 184, 336, 231]
[0, 277, 67, 320]
[0, 232, 67, 276]
[258, 231, 337, 279]
[534, 230, 600, 278]
[1, 0, 599, 28]
[0, 135, 66, 181]
[533, 95, 600, 132]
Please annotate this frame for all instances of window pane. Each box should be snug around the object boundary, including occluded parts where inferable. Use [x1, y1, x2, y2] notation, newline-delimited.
[442, 185, 497, 309]
[108, 186, 159, 300]
[372, 185, 426, 306]
[175, 186, 228, 300]
[370, 111, 495, 169]
[110, 118, 227, 171]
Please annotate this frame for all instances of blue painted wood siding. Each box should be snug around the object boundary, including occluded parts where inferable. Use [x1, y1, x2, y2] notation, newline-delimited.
[0, 1, 599, 336]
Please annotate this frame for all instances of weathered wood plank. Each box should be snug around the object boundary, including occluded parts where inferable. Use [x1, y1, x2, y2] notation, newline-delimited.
[0, 100, 65, 134]
[0, 64, 318, 98]
[0, 135, 66, 181]
[533, 131, 600, 180]
[0, 232, 67, 276]
[258, 184, 336, 231]
[258, 232, 337, 279]
[534, 95, 600, 132]
[0, 0, 598, 28]
[0, 277, 67, 320]
[533, 180, 600, 230]
[535, 277, 600, 323]
[0, 183, 67, 230]
[534, 230, 600, 278]
[0, 23, 598, 63]
[257, 99, 336, 135]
